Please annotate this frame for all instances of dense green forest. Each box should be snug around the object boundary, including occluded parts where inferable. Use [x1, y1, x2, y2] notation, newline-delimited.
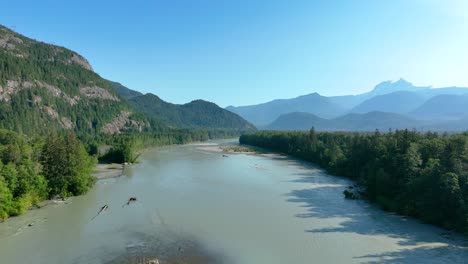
[240, 130, 468, 233]
[0, 130, 95, 220]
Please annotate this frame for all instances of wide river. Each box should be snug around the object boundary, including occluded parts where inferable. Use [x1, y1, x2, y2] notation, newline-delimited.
[0, 140, 466, 263]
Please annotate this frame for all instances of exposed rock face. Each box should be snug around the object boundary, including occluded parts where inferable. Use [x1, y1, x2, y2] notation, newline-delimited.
[0, 28, 23, 50]
[80, 86, 120, 101]
[42, 106, 75, 129]
[43, 106, 59, 119]
[60, 117, 75, 130]
[33, 95, 42, 104]
[103, 111, 146, 135]
[0, 80, 80, 105]
[0, 80, 33, 102]
[69, 54, 93, 71]
[36, 81, 80, 105]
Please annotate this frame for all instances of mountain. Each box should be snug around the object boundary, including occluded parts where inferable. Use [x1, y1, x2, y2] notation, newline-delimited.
[266, 111, 424, 131]
[228, 79, 428, 126]
[410, 94, 468, 120]
[230, 79, 468, 127]
[226, 93, 346, 126]
[364, 79, 429, 98]
[128, 93, 255, 130]
[351, 91, 426, 114]
[332, 111, 421, 131]
[328, 79, 429, 110]
[0, 25, 254, 137]
[332, 79, 468, 112]
[0, 25, 147, 136]
[266, 112, 331, 131]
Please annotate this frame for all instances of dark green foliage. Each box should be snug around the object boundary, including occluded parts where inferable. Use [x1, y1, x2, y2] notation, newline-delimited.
[0, 129, 48, 218]
[240, 129, 468, 233]
[41, 132, 96, 198]
[0, 130, 96, 220]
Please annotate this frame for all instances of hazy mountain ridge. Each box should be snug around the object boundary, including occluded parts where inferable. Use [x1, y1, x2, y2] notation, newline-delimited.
[226, 92, 345, 126]
[410, 94, 468, 120]
[266, 110, 468, 132]
[229, 78, 468, 130]
[350, 91, 426, 114]
[266, 111, 424, 131]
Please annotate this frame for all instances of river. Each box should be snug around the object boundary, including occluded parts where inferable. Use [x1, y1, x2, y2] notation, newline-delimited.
[0, 140, 466, 263]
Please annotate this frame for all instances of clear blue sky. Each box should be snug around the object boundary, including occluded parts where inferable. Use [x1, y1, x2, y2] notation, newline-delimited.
[1, 0, 467, 107]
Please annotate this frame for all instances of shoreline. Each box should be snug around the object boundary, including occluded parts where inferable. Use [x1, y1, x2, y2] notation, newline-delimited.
[195, 143, 286, 159]
[27, 163, 126, 212]
[92, 163, 126, 180]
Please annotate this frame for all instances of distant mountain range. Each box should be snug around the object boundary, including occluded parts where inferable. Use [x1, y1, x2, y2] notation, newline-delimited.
[227, 79, 468, 131]
[226, 92, 345, 126]
[267, 111, 468, 132]
[266, 112, 420, 131]
[350, 91, 425, 114]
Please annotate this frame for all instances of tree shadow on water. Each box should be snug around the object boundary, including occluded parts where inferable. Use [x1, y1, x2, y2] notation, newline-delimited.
[285, 172, 468, 263]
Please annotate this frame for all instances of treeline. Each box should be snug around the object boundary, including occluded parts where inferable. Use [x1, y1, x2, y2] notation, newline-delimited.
[240, 129, 468, 233]
[97, 128, 246, 163]
[0, 130, 95, 220]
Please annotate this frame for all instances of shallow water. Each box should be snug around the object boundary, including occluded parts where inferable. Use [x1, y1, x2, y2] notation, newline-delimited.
[0, 140, 466, 263]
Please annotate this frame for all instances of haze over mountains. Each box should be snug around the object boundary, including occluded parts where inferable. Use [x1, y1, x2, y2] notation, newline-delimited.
[227, 79, 468, 131]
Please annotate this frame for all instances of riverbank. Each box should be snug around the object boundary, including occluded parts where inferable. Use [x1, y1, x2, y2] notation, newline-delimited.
[21, 163, 127, 213]
[196, 142, 287, 162]
[93, 163, 126, 179]
[240, 131, 468, 235]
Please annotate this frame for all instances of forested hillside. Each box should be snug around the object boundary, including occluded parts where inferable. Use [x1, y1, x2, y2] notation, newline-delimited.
[0, 25, 148, 137]
[128, 93, 256, 130]
[240, 130, 468, 233]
